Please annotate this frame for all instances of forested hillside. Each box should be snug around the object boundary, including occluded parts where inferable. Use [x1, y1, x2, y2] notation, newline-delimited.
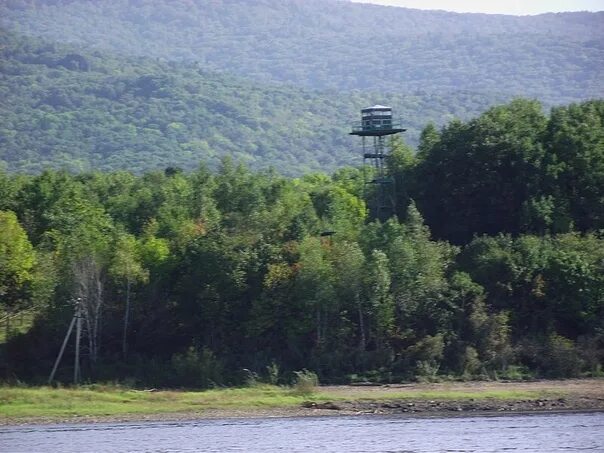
[1, 0, 602, 174]
[2, 0, 603, 102]
[0, 32, 508, 174]
[1, 0, 603, 387]
[1, 99, 603, 386]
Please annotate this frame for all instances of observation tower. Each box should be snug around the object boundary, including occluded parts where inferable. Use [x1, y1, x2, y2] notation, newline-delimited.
[350, 105, 405, 221]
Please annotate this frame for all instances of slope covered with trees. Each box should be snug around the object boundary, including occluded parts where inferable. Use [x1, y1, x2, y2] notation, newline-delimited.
[0, 32, 509, 174]
[2, 0, 603, 103]
[1, 1, 602, 174]
[1, 99, 603, 386]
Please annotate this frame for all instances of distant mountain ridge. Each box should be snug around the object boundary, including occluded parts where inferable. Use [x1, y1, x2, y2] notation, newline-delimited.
[2, 0, 603, 102]
[0, 0, 602, 174]
[1, 32, 512, 174]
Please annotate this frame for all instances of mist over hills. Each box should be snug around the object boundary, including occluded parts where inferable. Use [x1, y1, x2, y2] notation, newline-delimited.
[1, 0, 603, 173]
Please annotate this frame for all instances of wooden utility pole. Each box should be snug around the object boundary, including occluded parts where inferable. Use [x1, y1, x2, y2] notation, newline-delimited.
[48, 312, 76, 385]
[48, 298, 83, 385]
[74, 298, 82, 385]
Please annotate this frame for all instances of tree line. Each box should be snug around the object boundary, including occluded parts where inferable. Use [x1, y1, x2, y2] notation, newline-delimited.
[0, 98, 603, 387]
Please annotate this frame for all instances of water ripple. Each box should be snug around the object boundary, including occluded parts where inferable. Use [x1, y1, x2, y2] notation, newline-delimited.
[1, 412, 603, 452]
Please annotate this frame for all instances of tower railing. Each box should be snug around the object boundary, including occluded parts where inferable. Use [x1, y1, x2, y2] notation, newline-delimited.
[350, 119, 405, 134]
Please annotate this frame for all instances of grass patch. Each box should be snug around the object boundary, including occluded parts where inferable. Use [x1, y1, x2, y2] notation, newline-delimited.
[323, 389, 562, 401]
[0, 385, 323, 420]
[0, 384, 566, 421]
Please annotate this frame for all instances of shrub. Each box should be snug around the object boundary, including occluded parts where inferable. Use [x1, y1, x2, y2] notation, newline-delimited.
[242, 368, 259, 387]
[266, 362, 280, 385]
[497, 365, 534, 381]
[543, 334, 583, 378]
[414, 360, 441, 382]
[407, 334, 445, 381]
[577, 334, 604, 375]
[462, 346, 482, 377]
[291, 369, 318, 395]
[171, 346, 223, 389]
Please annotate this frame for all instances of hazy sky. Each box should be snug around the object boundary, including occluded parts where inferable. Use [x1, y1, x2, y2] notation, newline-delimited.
[349, 0, 604, 15]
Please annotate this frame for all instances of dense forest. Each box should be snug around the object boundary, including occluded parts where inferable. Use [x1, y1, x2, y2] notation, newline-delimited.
[0, 32, 510, 174]
[1, 98, 603, 387]
[1, 0, 603, 388]
[2, 0, 603, 101]
[1, 0, 602, 174]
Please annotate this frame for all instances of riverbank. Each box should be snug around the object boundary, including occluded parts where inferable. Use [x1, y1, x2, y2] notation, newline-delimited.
[1, 378, 603, 425]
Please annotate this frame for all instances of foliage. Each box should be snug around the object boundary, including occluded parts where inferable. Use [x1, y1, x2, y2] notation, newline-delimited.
[0, 32, 513, 176]
[0, 211, 36, 307]
[1, 0, 603, 175]
[404, 99, 604, 243]
[171, 347, 224, 389]
[1, 98, 604, 386]
[410, 99, 548, 243]
[292, 369, 319, 395]
[542, 334, 583, 378]
[2, 0, 602, 99]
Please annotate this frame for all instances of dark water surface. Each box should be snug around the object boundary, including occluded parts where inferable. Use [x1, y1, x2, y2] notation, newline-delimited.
[1, 412, 603, 452]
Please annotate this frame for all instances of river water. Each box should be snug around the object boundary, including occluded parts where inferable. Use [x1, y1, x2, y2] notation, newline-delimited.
[1, 412, 603, 452]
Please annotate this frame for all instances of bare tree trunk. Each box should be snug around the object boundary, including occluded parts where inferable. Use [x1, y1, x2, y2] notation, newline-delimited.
[73, 256, 104, 368]
[5, 308, 10, 340]
[48, 312, 77, 384]
[84, 304, 94, 363]
[122, 278, 131, 358]
[92, 267, 102, 363]
[357, 296, 366, 352]
[74, 301, 82, 385]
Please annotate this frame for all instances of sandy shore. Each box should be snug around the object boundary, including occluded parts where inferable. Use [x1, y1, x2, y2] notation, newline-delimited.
[2, 378, 603, 426]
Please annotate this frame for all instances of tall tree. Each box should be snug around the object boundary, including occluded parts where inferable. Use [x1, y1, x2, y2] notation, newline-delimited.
[364, 249, 394, 350]
[297, 236, 335, 346]
[543, 100, 604, 232]
[332, 241, 366, 351]
[109, 232, 149, 357]
[413, 99, 547, 243]
[388, 203, 456, 336]
[0, 211, 36, 337]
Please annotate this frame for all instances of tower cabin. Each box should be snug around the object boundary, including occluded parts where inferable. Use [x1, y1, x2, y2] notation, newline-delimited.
[350, 105, 405, 137]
